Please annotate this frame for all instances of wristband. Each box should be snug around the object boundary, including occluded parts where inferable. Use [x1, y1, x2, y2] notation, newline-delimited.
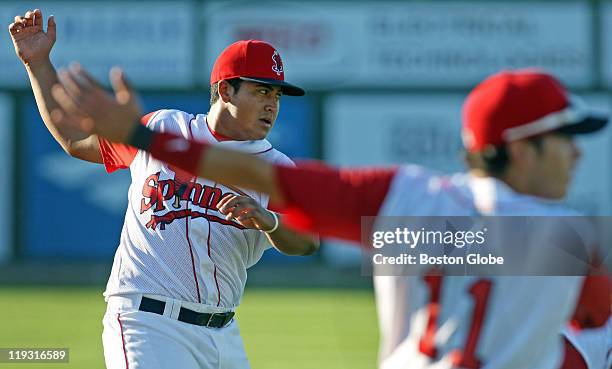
[264, 211, 279, 234]
[128, 123, 155, 150]
[128, 124, 208, 177]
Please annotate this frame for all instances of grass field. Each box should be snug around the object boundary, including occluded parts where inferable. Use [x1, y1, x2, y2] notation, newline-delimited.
[0, 287, 378, 369]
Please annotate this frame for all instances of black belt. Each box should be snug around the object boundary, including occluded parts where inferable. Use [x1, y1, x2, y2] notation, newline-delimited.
[138, 297, 235, 328]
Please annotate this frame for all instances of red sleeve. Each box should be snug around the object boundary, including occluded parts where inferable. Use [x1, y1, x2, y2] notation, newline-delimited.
[570, 274, 611, 329]
[273, 161, 398, 244]
[267, 202, 284, 213]
[98, 111, 158, 173]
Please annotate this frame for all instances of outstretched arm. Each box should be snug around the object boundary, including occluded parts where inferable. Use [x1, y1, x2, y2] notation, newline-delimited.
[9, 9, 101, 162]
[50, 66, 397, 243]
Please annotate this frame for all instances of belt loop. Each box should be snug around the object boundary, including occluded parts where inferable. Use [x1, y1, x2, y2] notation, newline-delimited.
[135, 294, 144, 311]
[162, 297, 173, 317]
[169, 298, 181, 319]
[205, 314, 215, 327]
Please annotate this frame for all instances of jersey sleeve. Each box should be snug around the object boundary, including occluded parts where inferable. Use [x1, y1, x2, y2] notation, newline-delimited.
[99, 110, 194, 173]
[273, 161, 398, 243]
[98, 111, 159, 173]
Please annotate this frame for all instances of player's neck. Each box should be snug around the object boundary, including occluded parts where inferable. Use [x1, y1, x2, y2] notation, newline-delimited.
[470, 168, 531, 196]
[207, 105, 243, 141]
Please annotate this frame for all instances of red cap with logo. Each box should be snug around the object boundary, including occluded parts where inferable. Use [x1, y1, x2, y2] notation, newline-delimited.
[210, 40, 305, 96]
[461, 69, 608, 152]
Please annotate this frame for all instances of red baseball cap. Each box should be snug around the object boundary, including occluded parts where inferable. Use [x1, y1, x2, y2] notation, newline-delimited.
[210, 40, 305, 96]
[462, 69, 608, 152]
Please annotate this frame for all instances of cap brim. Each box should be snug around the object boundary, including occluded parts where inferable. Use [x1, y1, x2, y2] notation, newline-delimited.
[556, 113, 608, 136]
[239, 77, 305, 96]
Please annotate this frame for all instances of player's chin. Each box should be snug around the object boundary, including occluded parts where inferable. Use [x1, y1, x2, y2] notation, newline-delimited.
[545, 183, 570, 199]
[254, 122, 273, 138]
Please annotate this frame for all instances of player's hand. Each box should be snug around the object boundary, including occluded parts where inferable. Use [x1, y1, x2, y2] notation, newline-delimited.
[9, 9, 56, 67]
[49, 64, 143, 144]
[217, 194, 277, 231]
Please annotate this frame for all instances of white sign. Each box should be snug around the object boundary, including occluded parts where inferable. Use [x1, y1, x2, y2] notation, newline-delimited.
[325, 94, 465, 171]
[567, 95, 612, 216]
[0, 1, 195, 88]
[0, 94, 13, 262]
[599, 3, 612, 88]
[203, 2, 593, 88]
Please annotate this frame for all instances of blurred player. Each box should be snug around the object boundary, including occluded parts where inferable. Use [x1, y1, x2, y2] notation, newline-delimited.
[38, 18, 611, 369]
[10, 9, 317, 369]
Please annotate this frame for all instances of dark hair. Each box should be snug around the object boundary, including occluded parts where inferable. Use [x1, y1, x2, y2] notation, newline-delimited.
[464, 136, 544, 176]
[210, 78, 243, 105]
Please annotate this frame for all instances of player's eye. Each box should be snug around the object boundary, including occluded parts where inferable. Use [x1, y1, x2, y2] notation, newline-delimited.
[258, 88, 269, 95]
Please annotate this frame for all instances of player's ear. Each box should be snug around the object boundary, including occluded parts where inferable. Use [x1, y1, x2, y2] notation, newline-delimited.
[506, 140, 536, 168]
[218, 80, 234, 103]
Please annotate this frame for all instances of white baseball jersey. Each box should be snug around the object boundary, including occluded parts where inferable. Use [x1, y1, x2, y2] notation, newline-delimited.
[374, 165, 595, 369]
[99, 109, 292, 309]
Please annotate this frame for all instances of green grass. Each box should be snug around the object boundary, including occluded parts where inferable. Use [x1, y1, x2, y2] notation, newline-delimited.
[0, 287, 378, 369]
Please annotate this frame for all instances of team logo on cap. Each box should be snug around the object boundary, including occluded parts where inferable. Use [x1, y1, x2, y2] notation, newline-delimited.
[272, 51, 283, 76]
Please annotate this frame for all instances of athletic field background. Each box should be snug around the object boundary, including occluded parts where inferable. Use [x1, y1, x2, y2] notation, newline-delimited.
[0, 287, 378, 369]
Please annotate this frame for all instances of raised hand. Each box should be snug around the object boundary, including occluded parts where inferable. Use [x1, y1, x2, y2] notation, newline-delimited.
[9, 9, 56, 67]
[50, 64, 143, 143]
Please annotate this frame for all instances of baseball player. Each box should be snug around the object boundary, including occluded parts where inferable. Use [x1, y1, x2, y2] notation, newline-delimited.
[10, 9, 318, 369]
[50, 63, 612, 369]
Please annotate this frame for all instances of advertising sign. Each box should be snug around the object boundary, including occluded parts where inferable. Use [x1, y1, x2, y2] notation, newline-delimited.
[0, 1, 195, 88]
[203, 2, 592, 88]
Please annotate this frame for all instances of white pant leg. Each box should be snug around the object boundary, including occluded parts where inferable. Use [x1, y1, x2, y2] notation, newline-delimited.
[211, 320, 250, 369]
[103, 310, 215, 369]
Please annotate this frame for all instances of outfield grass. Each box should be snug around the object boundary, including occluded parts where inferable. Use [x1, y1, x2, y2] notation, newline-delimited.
[0, 287, 378, 369]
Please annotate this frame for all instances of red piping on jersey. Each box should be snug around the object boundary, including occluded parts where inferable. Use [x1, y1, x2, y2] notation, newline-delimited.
[206, 115, 274, 153]
[186, 214, 202, 303]
[205, 117, 233, 142]
[205, 182, 223, 307]
[253, 147, 273, 155]
[116, 313, 129, 369]
[142, 111, 160, 127]
[213, 260, 221, 307]
[185, 116, 202, 303]
[187, 115, 196, 141]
